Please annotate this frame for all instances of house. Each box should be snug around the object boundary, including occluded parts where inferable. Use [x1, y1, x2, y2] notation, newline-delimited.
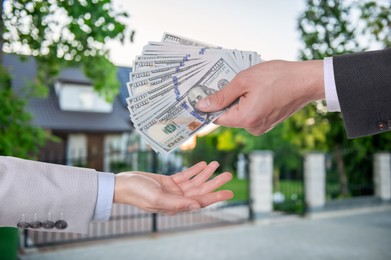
[3, 54, 135, 172]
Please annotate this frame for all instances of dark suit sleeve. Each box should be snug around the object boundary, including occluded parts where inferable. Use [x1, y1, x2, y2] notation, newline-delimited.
[333, 48, 391, 138]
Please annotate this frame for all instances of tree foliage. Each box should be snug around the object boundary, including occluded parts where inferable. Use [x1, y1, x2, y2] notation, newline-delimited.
[289, 0, 391, 196]
[294, 0, 391, 151]
[191, 0, 391, 187]
[2, 0, 133, 99]
[0, 66, 47, 158]
[0, 0, 133, 158]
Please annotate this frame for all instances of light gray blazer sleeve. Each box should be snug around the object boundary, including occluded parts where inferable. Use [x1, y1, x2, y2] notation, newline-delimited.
[0, 156, 99, 234]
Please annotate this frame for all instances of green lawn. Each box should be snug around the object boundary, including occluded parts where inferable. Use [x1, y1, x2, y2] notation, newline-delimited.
[273, 180, 305, 215]
[217, 178, 306, 202]
[217, 177, 249, 202]
[274, 180, 304, 198]
[217, 178, 306, 214]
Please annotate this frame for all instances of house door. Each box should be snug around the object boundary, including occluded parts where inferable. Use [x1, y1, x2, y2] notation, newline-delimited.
[39, 133, 67, 164]
[87, 134, 104, 171]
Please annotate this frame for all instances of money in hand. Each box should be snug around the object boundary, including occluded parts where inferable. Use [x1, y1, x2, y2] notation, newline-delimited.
[126, 32, 261, 154]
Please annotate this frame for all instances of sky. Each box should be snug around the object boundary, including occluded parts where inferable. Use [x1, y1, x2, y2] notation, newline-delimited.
[108, 0, 307, 67]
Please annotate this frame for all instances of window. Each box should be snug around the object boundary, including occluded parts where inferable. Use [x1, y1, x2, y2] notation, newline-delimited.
[55, 82, 113, 113]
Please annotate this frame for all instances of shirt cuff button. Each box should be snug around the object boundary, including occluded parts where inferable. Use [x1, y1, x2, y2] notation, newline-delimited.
[55, 220, 68, 230]
[377, 121, 387, 130]
[42, 220, 55, 229]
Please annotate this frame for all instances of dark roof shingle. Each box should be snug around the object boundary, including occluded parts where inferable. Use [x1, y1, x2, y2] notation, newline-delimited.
[3, 54, 133, 133]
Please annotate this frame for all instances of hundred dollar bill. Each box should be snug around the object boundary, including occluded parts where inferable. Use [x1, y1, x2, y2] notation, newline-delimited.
[128, 64, 210, 117]
[128, 60, 207, 95]
[135, 55, 190, 61]
[133, 56, 202, 72]
[126, 32, 262, 153]
[135, 57, 239, 153]
[141, 46, 247, 71]
[154, 56, 238, 108]
[128, 65, 212, 127]
[130, 54, 237, 126]
[130, 65, 178, 81]
[142, 45, 216, 55]
[162, 32, 220, 48]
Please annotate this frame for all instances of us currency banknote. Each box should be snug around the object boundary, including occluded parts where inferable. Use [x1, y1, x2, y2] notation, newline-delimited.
[127, 32, 261, 153]
[135, 58, 239, 153]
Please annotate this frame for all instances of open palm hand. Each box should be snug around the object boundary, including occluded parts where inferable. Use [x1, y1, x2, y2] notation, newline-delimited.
[114, 161, 234, 215]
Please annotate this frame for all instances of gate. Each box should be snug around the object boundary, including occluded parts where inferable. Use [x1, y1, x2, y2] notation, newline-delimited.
[272, 151, 306, 215]
[23, 149, 251, 248]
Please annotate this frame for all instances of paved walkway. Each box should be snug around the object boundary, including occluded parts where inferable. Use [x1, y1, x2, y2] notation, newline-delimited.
[20, 205, 391, 260]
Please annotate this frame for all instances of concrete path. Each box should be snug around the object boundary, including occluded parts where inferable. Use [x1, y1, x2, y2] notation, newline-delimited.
[20, 205, 391, 260]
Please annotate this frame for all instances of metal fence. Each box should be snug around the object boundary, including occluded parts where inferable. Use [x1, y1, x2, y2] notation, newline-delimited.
[326, 150, 374, 200]
[271, 148, 376, 215]
[23, 149, 251, 248]
[22, 147, 379, 248]
[272, 152, 306, 215]
[23, 202, 250, 248]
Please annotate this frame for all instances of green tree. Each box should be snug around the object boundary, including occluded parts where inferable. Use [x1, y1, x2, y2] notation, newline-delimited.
[0, 0, 134, 157]
[288, 0, 391, 197]
[0, 0, 133, 157]
[1, 0, 133, 99]
[0, 1, 133, 257]
[0, 66, 47, 158]
[192, 125, 302, 178]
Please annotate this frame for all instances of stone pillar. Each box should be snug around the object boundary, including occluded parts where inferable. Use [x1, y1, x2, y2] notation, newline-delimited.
[374, 153, 391, 201]
[304, 152, 326, 210]
[237, 153, 247, 180]
[249, 151, 273, 216]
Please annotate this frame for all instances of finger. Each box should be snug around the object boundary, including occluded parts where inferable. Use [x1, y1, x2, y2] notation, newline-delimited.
[161, 176, 184, 196]
[196, 172, 233, 195]
[179, 161, 219, 191]
[196, 76, 245, 112]
[172, 161, 207, 184]
[213, 102, 243, 127]
[195, 190, 234, 208]
[246, 126, 267, 136]
[191, 161, 220, 186]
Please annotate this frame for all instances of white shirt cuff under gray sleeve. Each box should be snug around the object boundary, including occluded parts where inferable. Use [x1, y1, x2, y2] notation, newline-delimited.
[92, 171, 115, 221]
[323, 57, 341, 112]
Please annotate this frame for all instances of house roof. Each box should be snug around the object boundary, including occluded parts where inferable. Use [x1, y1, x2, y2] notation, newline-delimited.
[3, 54, 133, 133]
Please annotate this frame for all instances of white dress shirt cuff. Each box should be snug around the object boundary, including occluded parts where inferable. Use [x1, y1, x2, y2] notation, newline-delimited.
[323, 57, 341, 112]
[92, 171, 115, 221]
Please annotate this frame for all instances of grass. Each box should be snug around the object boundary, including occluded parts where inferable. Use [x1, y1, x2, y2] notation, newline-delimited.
[216, 178, 306, 203]
[274, 180, 304, 198]
[273, 180, 305, 215]
[217, 177, 306, 214]
[216, 177, 249, 202]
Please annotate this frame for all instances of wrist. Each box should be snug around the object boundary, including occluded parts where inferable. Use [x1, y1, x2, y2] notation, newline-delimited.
[113, 173, 139, 205]
[113, 175, 121, 204]
[300, 60, 325, 102]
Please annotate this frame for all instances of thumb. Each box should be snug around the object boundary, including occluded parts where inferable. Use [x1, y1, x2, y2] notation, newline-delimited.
[196, 79, 243, 112]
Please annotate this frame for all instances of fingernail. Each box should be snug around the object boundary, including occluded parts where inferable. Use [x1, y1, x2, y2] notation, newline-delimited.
[210, 161, 219, 167]
[196, 97, 210, 110]
[189, 204, 201, 210]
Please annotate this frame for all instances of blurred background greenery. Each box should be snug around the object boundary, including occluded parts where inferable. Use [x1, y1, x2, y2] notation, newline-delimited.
[1, 0, 390, 259]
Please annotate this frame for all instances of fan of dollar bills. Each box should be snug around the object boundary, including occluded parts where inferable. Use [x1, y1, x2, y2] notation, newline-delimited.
[126, 32, 261, 154]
